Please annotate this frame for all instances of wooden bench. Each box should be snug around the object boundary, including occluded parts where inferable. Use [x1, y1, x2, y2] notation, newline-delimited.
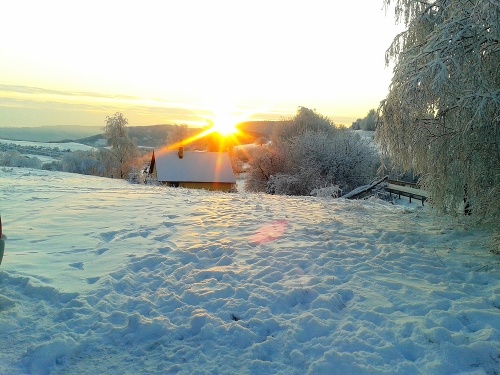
[385, 183, 429, 205]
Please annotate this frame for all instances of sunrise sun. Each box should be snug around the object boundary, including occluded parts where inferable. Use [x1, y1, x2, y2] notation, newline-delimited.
[209, 108, 239, 136]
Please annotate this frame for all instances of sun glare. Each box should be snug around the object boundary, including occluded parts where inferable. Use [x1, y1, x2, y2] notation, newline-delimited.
[210, 109, 239, 136]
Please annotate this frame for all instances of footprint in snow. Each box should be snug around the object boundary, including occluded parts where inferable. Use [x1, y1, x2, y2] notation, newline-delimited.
[100, 230, 120, 242]
[87, 277, 100, 284]
[0, 295, 16, 311]
[95, 247, 109, 255]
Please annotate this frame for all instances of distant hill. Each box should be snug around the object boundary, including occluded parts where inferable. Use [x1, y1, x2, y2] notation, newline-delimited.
[236, 120, 283, 138]
[128, 124, 187, 148]
[0, 121, 284, 148]
[77, 124, 198, 148]
[0, 125, 102, 142]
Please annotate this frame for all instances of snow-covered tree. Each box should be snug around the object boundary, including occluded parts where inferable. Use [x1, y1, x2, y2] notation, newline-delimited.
[103, 112, 138, 179]
[172, 124, 188, 146]
[272, 106, 337, 142]
[377, 0, 499, 225]
[351, 109, 377, 131]
[246, 107, 379, 195]
[94, 149, 116, 178]
[244, 146, 285, 192]
[61, 151, 104, 176]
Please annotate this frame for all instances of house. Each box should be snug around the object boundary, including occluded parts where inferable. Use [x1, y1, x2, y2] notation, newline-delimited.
[148, 147, 236, 191]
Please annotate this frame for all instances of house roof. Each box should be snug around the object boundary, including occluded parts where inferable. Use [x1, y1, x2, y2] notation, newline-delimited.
[152, 149, 236, 184]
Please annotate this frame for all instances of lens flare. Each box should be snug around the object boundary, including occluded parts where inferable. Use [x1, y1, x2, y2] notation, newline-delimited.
[249, 220, 288, 245]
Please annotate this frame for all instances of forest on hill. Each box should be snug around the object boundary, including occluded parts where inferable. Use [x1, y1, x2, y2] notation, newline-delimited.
[0, 121, 281, 148]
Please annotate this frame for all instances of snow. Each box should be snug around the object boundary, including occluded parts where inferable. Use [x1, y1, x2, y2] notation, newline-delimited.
[341, 176, 388, 199]
[0, 139, 95, 152]
[0, 168, 499, 375]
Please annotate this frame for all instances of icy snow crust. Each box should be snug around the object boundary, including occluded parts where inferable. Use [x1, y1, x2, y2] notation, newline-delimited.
[0, 168, 498, 375]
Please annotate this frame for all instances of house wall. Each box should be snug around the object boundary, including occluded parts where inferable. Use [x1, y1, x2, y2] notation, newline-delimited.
[163, 181, 235, 192]
[151, 156, 235, 191]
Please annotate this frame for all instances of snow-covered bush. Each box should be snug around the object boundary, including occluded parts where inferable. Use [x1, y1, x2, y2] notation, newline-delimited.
[0, 151, 42, 169]
[245, 107, 379, 195]
[310, 185, 342, 198]
[61, 151, 104, 176]
[244, 146, 285, 192]
[41, 161, 63, 171]
[266, 171, 320, 196]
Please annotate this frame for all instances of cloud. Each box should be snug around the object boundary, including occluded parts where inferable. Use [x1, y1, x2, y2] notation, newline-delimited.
[0, 84, 298, 127]
[0, 94, 212, 127]
[0, 84, 138, 100]
[0, 84, 205, 126]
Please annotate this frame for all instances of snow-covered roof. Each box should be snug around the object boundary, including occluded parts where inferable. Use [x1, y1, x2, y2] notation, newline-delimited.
[153, 149, 236, 183]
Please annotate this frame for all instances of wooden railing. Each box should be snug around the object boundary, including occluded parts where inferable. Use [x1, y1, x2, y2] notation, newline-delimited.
[342, 178, 429, 205]
[385, 180, 428, 205]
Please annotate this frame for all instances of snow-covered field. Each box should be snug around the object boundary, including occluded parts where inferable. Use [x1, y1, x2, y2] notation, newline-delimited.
[0, 139, 95, 152]
[0, 168, 498, 375]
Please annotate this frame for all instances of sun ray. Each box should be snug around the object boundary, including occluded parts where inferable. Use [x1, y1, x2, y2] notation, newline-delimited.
[157, 102, 280, 153]
[160, 127, 214, 153]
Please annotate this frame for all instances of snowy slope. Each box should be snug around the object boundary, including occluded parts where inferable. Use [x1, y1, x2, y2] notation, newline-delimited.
[0, 139, 95, 152]
[0, 168, 498, 375]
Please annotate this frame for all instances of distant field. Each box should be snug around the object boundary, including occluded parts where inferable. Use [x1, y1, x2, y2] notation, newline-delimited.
[0, 125, 102, 142]
[0, 139, 94, 151]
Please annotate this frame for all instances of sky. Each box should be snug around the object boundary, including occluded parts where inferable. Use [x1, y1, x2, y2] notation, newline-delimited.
[0, 0, 404, 128]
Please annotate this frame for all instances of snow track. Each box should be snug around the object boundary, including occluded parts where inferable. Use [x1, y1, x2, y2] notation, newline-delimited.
[0, 168, 498, 374]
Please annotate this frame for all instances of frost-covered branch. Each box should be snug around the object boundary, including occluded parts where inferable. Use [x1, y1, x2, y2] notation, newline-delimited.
[378, 0, 500, 227]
